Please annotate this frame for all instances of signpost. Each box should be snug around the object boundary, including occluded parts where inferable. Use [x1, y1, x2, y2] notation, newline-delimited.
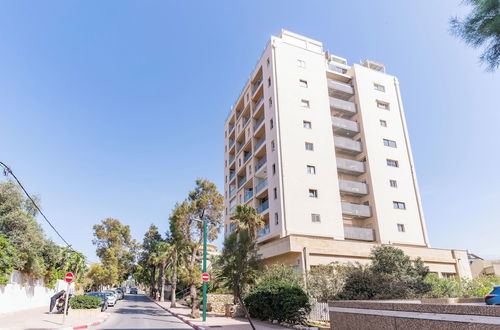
[201, 273, 210, 282]
[62, 272, 73, 323]
[202, 219, 208, 322]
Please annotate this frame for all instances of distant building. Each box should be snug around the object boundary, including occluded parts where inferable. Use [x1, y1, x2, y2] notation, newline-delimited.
[469, 253, 500, 278]
[223, 29, 472, 279]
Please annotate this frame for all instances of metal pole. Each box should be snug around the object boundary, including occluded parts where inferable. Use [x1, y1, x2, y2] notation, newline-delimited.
[202, 219, 207, 322]
[62, 282, 69, 323]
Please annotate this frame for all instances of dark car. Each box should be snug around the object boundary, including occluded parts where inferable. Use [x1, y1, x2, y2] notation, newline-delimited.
[485, 286, 500, 305]
[129, 287, 138, 294]
[85, 292, 109, 311]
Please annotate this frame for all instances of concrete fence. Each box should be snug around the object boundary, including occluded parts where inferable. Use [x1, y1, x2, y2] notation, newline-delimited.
[0, 270, 67, 314]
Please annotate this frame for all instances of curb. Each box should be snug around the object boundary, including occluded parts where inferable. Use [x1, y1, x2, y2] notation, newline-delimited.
[146, 295, 205, 330]
[57, 312, 110, 330]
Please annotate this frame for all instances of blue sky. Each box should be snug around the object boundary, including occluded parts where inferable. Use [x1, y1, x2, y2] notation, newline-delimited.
[1, 1, 499, 260]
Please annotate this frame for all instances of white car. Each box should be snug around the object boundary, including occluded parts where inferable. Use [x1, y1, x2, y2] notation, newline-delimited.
[103, 291, 117, 306]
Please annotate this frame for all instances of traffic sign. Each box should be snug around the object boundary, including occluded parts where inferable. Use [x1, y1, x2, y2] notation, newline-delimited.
[65, 272, 74, 283]
[201, 273, 210, 282]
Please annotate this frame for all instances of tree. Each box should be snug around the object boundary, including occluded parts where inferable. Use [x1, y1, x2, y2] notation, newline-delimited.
[87, 263, 113, 290]
[138, 224, 162, 297]
[151, 241, 174, 302]
[0, 237, 18, 285]
[92, 218, 138, 285]
[178, 179, 224, 318]
[450, 0, 500, 71]
[307, 263, 347, 302]
[258, 264, 303, 288]
[219, 205, 264, 330]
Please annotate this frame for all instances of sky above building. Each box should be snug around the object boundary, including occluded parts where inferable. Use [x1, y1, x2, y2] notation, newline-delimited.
[1, 1, 499, 260]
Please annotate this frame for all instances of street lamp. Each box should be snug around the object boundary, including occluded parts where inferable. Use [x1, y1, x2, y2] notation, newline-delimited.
[192, 217, 210, 322]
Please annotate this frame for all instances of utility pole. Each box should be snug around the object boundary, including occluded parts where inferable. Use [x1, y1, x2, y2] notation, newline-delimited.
[202, 219, 207, 322]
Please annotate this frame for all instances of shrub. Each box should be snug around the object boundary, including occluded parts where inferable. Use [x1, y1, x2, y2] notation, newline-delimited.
[258, 264, 303, 288]
[307, 263, 348, 302]
[244, 280, 311, 324]
[424, 274, 500, 298]
[69, 295, 101, 309]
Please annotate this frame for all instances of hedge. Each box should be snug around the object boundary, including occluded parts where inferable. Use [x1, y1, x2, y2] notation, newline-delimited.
[69, 295, 101, 309]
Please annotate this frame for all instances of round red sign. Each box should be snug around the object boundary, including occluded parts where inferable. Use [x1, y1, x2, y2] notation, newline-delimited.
[65, 272, 74, 283]
[201, 273, 210, 282]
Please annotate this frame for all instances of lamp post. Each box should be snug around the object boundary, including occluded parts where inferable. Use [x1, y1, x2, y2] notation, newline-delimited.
[193, 217, 208, 322]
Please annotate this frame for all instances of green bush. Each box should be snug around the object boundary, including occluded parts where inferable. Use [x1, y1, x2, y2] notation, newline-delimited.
[424, 274, 500, 298]
[244, 280, 311, 324]
[69, 295, 101, 309]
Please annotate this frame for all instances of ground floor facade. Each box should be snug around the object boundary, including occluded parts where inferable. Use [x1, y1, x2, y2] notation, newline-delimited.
[259, 235, 472, 279]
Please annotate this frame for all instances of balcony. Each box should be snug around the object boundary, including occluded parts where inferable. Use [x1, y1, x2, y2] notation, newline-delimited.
[229, 171, 236, 181]
[256, 178, 268, 193]
[229, 139, 235, 148]
[251, 77, 263, 95]
[254, 137, 265, 151]
[229, 124, 235, 133]
[229, 205, 236, 213]
[332, 117, 359, 136]
[334, 136, 362, 155]
[257, 200, 269, 213]
[243, 116, 250, 128]
[238, 177, 247, 188]
[341, 202, 371, 218]
[330, 97, 356, 117]
[228, 154, 235, 165]
[256, 157, 266, 172]
[253, 116, 265, 131]
[328, 79, 354, 100]
[339, 179, 368, 196]
[253, 97, 264, 113]
[258, 225, 270, 238]
[336, 158, 365, 176]
[243, 151, 253, 163]
[344, 226, 375, 241]
[229, 188, 236, 198]
[244, 190, 254, 202]
[237, 142, 245, 153]
[328, 64, 348, 74]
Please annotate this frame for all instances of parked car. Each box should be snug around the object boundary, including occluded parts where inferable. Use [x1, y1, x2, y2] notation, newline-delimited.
[114, 288, 124, 300]
[103, 291, 117, 306]
[485, 286, 500, 305]
[129, 287, 138, 294]
[85, 292, 108, 311]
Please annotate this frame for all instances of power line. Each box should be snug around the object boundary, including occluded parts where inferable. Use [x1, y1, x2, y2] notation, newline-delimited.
[0, 161, 73, 249]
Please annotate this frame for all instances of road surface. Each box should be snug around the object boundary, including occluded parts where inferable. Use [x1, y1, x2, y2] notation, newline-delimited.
[96, 294, 192, 329]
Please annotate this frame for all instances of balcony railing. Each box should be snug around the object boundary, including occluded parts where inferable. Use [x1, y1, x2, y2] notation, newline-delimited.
[254, 137, 265, 151]
[229, 171, 236, 181]
[253, 116, 265, 131]
[251, 77, 263, 95]
[341, 202, 371, 218]
[229, 139, 235, 148]
[237, 141, 245, 153]
[244, 190, 254, 202]
[238, 177, 247, 188]
[332, 117, 359, 136]
[256, 157, 267, 172]
[229, 205, 236, 213]
[244, 151, 253, 163]
[229, 188, 236, 198]
[229, 124, 235, 133]
[328, 64, 348, 74]
[329, 97, 357, 116]
[253, 97, 264, 113]
[334, 136, 362, 154]
[336, 157, 365, 175]
[257, 200, 269, 213]
[258, 225, 270, 238]
[344, 226, 375, 241]
[328, 79, 354, 95]
[339, 179, 368, 195]
[256, 178, 268, 193]
[243, 116, 250, 127]
[228, 155, 235, 164]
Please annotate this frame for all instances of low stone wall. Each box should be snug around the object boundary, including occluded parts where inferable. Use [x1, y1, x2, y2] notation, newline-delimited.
[328, 300, 500, 330]
[206, 294, 234, 314]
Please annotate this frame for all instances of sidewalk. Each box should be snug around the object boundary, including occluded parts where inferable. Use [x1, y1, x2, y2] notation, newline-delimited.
[152, 299, 285, 330]
[0, 306, 109, 329]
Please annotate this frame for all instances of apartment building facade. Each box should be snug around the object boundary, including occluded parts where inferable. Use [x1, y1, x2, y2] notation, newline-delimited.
[223, 30, 471, 278]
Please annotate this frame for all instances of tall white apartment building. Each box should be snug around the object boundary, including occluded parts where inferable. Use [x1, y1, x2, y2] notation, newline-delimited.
[223, 30, 471, 278]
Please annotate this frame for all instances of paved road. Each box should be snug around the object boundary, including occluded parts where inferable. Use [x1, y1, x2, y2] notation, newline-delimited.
[96, 294, 192, 329]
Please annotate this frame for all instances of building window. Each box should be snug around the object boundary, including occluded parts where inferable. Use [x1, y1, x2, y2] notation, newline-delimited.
[303, 121, 312, 129]
[299, 80, 308, 88]
[270, 119, 274, 129]
[383, 139, 397, 148]
[311, 213, 321, 223]
[374, 83, 386, 92]
[377, 101, 390, 110]
[272, 164, 276, 175]
[273, 188, 277, 199]
[307, 165, 316, 174]
[275, 213, 279, 225]
[380, 120, 387, 127]
[305, 142, 314, 151]
[386, 159, 399, 167]
[249, 165, 252, 175]
[269, 97, 273, 107]
[301, 99, 310, 108]
[297, 59, 306, 68]
[397, 224, 405, 232]
[271, 140, 275, 151]
[268, 77, 271, 87]
[393, 201, 406, 209]
[225, 176, 227, 183]
[267, 58, 270, 67]
[390, 180, 398, 188]
[308, 189, 318, 198]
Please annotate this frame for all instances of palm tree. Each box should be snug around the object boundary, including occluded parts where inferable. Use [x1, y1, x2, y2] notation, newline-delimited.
[151, 242, 174, 302]
[220, 205, 264, 330]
